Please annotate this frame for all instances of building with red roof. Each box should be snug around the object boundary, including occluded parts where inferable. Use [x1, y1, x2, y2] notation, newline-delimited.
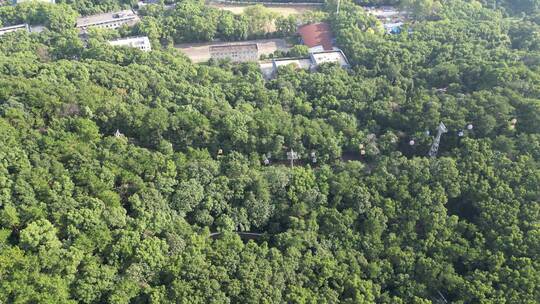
[297, 22, 334, 52]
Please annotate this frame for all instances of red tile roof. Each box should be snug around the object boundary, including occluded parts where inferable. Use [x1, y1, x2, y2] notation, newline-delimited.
[297, 22, 333, 51]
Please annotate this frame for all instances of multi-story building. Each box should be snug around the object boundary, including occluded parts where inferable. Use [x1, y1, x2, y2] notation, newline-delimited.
[76, 10, 140, 30]
[108, 36, 152, 52]
[0, 24, 29, 36]
[209, 43, 259, 62]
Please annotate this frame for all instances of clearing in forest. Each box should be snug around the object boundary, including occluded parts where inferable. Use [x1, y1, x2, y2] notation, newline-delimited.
[175, 38, 291, 63]
[207, 2, 320, 16]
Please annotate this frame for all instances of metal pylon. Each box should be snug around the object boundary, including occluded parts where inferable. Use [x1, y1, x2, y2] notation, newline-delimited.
[428, 122, 448, 157]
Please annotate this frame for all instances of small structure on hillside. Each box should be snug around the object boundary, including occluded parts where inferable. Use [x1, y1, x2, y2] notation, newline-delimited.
[138, 0, 159, 6]
[109, 36, 152, 52]
[272, 58, 312, 69]
[298, 22, 336, 53]
[0, 24, 48, 36]
[209, 43, 258, 62]
[76, 10, 140, 31]
[310, 50, 349, 68]
[0, 24, 29, 36]
[29, 25, 47, 33]
[364, 6, 408, 34]
[384, 22, 404, 34]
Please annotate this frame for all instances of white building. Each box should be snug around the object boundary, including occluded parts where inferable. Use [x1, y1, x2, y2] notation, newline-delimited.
[309, 50, 350, 69]
[29, 25, 47, 33]
[260, 50, 349, 79]
[109, 36, 151, 52]
[137, 0, 159, 6]
[0, 24, 29, 36]
[76, 10, 140, 30]
[260, 58, 312, 78]
[209, 43, 259, 62]
[364, 6, 401, 19]
[273, 58, 312, 70]
[0, 24, 48, 36]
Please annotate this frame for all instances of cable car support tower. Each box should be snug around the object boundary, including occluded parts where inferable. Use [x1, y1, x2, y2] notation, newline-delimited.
[428, 122, 448, 157]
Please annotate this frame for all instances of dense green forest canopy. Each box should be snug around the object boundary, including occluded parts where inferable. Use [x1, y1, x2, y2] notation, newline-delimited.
[135, 2, 287, 44]
[56, 0, 138, 15]
[0, 0, 539, 303]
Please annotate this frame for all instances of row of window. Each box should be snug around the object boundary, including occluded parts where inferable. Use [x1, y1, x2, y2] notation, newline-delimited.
[80, 18, 135, 29]
[212, 51, 256, 56]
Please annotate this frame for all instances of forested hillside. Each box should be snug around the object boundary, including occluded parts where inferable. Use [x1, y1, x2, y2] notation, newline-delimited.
[0, 0, 539, 303]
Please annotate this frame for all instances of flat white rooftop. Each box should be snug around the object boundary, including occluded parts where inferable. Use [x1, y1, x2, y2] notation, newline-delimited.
[260, 58, 311, 79]
[30, 25, 47, 33]
[259, 62, 275, 78]
[0, 24, 28, 31]
[273, 58, 312, 70]
[310, 51, 349, 67]
[109, 36, 151, 51]
[76, 10, 139, 28]
[0, 24, 29, 35]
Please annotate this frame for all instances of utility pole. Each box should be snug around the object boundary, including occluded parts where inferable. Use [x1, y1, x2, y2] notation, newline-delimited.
[428, 122, 448, 157]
